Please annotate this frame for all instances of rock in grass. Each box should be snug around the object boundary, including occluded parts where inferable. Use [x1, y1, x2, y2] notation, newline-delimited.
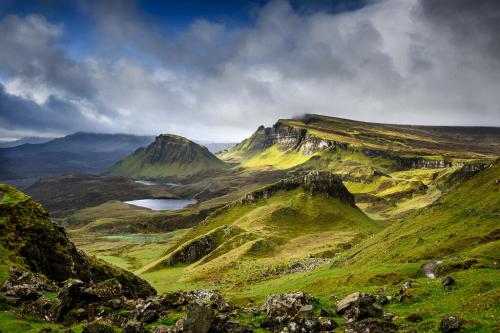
[406, 313, 423, 322]
[345, 318, 398, 333]
[336, 292, 362, 313]
[440, 315, 462, 332]
[442, 276, 456, 288]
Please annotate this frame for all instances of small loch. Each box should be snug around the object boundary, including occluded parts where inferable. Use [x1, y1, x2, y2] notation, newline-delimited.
[124, 198, 196, 211]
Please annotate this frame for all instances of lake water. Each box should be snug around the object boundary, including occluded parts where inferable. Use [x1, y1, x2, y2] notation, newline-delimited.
[135, 180, 158, 186]
[124, 198, 197, 211]
[134, 180, 183, 187]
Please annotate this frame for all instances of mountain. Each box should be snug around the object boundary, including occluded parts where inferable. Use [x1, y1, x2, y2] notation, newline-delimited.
[220, 114, 500, 167]
[0, 136, 55, 148]
[0, 132, 154, 183]
[218, 114, 499, 220]
[108, 134, 229, 180]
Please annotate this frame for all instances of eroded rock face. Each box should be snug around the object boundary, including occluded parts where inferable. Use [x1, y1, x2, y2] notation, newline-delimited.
[232, 122, 349, 156]
[165, 234, 216, 266]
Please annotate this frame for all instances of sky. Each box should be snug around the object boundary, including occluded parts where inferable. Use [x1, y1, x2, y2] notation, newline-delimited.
[0, 0, 499, 142]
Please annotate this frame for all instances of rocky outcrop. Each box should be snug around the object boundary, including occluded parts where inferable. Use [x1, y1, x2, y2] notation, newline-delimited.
[398, 157, 492, 171]
[261, 292, 337, 332]
[161, 225, 241, 267]
[336, 292, 398, 333]
[233, 122, 349, 156]
[240, 170, 356, 207]
[165, 234, 216, 266]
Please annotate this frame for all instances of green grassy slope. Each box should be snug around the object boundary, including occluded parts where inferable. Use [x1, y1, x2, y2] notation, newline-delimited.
[109, 134, 228, 180]
[343, 159, 500, 266]
[138, 174, 381, 289]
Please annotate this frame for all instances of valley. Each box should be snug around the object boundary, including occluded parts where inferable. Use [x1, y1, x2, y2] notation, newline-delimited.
[1, 115, 499, 332]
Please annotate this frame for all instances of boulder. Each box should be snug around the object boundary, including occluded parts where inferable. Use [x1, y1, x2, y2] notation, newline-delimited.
[51, 279, 85, 322]
[406, 313, 423, 322]
[265, 292, 313, 317]
[84, 279, 124, 301]
[180, 302, 214, 333]
[440, 316, 462, 332]
[336, 292, 362, 313]
[297, 304, 314, 318]
[138, 309, 159, 324]
[442, 276, 456, 288]
[345, 318, 398, 333]
[82, 322, 116, 333]
[123, 320, 145, 333]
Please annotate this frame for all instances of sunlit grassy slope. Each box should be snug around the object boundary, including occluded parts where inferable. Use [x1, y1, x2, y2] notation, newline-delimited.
[342, 159, 500, 266]
[139, 185, 381, 284]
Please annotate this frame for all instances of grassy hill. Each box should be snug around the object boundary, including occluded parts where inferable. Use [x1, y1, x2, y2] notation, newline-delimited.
[108, 134, 228, 180]
[138, 171, 381, 286]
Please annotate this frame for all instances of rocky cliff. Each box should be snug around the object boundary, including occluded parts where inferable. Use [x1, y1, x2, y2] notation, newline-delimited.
[0, 184, 155, 298]
[240, 170, 356, 207]
[234, 122, 349, 156]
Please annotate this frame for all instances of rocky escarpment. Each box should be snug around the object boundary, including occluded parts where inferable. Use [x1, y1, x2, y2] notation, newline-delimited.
[235, 122, 349, 156]
[0, 184, 155, 298]
[241, 170, 356, 207]
[397, 156, 493, 170]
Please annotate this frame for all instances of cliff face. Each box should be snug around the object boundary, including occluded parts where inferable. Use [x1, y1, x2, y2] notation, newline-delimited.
[240, 170, 356, 207]
[237, 122, 348, 156]
[0, 185, 155, 298]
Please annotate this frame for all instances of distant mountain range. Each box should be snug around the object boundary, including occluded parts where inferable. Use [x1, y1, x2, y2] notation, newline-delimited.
[0, 132, 236, 185]
[0, 136, 55, 148]
[0, 132, 155, 184]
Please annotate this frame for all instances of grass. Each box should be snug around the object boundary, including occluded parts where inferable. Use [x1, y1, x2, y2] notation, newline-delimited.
[0, 312, 85, 333]
[241, 146, 317, 169]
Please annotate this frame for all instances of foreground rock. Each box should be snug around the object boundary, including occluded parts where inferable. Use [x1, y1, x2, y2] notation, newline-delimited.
[336, 292, 398, 333]
[260, 292, 337, 332]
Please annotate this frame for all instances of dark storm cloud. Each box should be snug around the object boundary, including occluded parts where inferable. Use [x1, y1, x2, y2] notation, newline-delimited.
[0, 84, 102, 134]
[418, 0, 500, 60]
[0, 0, 499, 141]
